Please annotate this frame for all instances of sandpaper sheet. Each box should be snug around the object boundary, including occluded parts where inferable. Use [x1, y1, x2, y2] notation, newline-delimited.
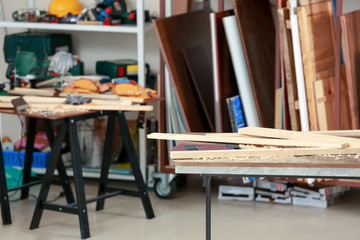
[154, 10, 213, 132]
[232, 0, 276, 128]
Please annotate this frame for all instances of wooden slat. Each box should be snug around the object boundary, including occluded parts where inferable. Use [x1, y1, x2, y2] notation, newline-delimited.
[172, 155, 360, 168]
[232, 0, 275, 128]
[7, 87, 145, 103]
[275, 88, 283, 129]
[147, 132, 348, 148]
[297, 1, 336, 130]
[314, 80, 328, 130]
[170, 146, 360, 160]
[238, 126, 360, 147]
[341, 11, 360, 129]
[0, 102, 153, 112]
[278, 8, 300, 131]
[299, 0, 329, 6]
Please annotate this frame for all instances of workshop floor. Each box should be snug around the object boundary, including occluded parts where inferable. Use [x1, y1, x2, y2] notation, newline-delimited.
[2, 176, 360, 240]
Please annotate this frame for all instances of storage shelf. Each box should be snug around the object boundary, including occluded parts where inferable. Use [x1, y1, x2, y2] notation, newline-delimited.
[0, 21, 153, 33]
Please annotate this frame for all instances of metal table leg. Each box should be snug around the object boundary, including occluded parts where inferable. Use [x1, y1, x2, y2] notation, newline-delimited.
[117, 111, 155, 219]
[21, 117, 37, 199]
[203, 175, 211, 240]
[0, 141, 11, 225]
[96, 113, 116, 211]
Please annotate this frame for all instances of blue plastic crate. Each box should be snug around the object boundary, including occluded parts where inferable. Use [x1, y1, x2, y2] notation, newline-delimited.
[2, 150, 51, 168]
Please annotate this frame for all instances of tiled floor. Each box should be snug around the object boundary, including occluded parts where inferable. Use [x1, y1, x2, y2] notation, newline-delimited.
[2, 176, 360, 240]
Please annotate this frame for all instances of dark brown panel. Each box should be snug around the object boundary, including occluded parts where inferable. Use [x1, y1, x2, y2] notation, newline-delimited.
[341, 11, 360, 129]
[154, 10, 213, 132]
[232, 0, 276, 128]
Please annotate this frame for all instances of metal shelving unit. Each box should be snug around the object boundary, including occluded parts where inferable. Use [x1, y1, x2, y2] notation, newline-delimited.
[0, 0, 149, 181]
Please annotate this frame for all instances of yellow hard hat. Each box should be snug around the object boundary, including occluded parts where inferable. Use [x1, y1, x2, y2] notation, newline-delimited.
[48, 0, 83, 18]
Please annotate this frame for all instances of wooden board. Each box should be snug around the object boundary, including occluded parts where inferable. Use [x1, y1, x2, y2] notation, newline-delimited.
[210, 10, 238, 132]
[341, 11, 360, 129]
[232, 0, 275, 128]
[170, 144, 360, 159]
[278, 8, 301, 131]
[299, 0, 329, 6]
[297, 1, 336, 130]
[183, 45, 215, 132]
[154, 10, 213, 132]
[172, 155, 360, 168]
[275, 88, 283, 129]
[314, 68, 351, 130]
[147, 132, 348, 148]
[237, 126, 360, 147]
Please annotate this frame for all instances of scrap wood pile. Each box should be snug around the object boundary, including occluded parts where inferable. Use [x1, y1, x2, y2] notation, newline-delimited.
[0, 87, 154, 113]
[147, 127, 360, 168]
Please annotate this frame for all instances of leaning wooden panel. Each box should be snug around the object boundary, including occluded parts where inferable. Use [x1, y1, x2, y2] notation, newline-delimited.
[232, 0, 275, 128]
[278, 8, 301, 131]
[341, 11, 360, 129]
[154, 10, 212, 132]
[297, 1, 336, 130]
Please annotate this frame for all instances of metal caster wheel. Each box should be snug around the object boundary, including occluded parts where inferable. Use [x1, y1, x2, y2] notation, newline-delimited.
[154, 179, 177, 199]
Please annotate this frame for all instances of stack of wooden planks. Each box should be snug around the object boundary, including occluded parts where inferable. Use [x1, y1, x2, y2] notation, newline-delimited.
[0, 88, 153, 112]
[148, 127, 360, 168]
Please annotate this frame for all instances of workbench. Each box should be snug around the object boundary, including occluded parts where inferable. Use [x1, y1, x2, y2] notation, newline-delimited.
[171, 147, 360, 240]
[0, 108, 155, 239]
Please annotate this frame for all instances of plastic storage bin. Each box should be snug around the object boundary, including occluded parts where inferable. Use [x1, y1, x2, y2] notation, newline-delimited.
[2, 150, 51, 168]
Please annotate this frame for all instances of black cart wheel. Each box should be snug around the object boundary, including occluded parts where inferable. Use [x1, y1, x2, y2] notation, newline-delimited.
[154, 179, 177, 199]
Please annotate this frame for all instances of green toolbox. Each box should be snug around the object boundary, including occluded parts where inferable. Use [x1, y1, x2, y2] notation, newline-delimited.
[96, 59, 150, 80]
[4, 32, 73, 63]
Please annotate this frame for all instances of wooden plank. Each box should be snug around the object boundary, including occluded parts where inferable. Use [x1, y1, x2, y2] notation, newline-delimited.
[170, 146, 360, 160]
[0, 102, 153, 112]
[238, 126, 360, 147]
[154, 9, 212, 131]
[232, 0, 275, 128]
[299, 0, 329, 6]
[278, 8, 301, 131]
[147, 132, 348, 148]
[297, 1, 336, 130]
[341, 11, 360, 129]
[7, 87, 145, 103]
[172, 0, 190, 15]
[314, 67, 351, 130]
[172, 155, 360, 168]
[275, 88, 283, 129]
[210, 10, 238, 132]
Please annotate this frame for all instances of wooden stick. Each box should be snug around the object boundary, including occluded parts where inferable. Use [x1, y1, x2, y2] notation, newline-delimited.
[147, 133, 348, 148]
[238, 127, 360, 147]
[170, 147, 360, 159]
[0, 102, 153, 112]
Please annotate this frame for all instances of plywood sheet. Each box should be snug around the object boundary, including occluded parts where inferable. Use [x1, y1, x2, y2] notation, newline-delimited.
[210, 10, 238, 132]
[154, 10, 213, 132]
[278, 8, 301, 131]
[297, 1, 336, 131]
[232, 0, 276, 128]
[341, 11, 360, 129]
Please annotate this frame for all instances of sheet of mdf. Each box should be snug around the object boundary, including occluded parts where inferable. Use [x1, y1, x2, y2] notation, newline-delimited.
[210, 10, 238, 133]
[154, 9, 213, 132]
[341, 10, 360, 130]
[232, 0, 276, 128]
[297, 0, 336, 131]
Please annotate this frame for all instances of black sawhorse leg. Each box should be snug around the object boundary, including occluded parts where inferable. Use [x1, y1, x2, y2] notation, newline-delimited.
[95, 111, 155, 219]
[0, 141, 11, 225]
[30, 119, 90, 239]
[203, 175, 212, 240]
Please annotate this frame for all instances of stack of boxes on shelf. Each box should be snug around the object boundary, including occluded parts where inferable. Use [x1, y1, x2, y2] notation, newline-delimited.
[218, 179, 349, 208]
